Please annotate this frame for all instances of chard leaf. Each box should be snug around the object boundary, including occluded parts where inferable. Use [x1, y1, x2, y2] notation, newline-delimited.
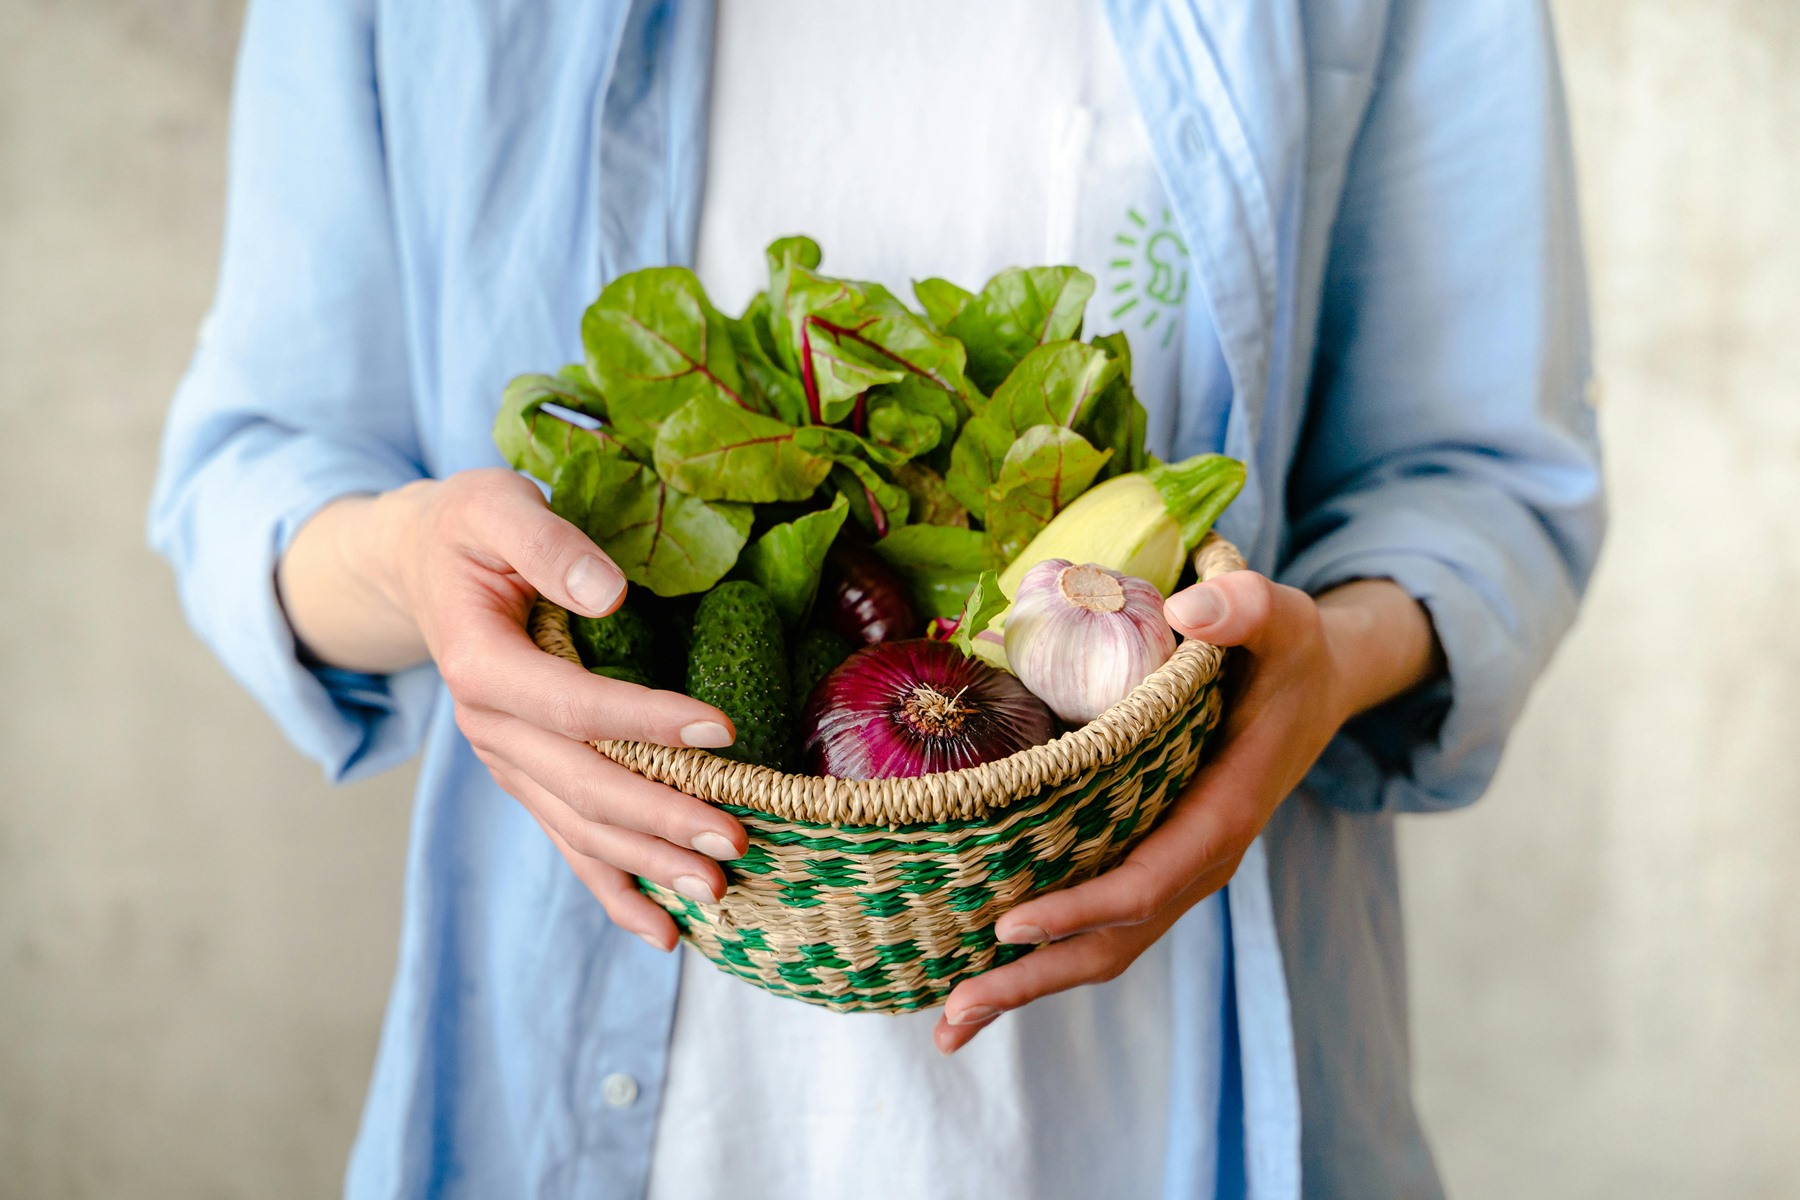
[652, 393, 833, 503]
[1079, 332, 1150, 480]
[737, 494, 850, 628]
[984, 340, 1120, 434]
[944, 342, 1119, 513]
[778, 272, 976, 426]
[581, 267, 747, 458]
[551, 445, 753, 597]
[782, 271, 907, 422]
[875, 375, 964, 459]
[891, 461, 968, 528]
[792, 423, 898, 466]
[913, 277, 974, 330]
[553, 362, 608, 410]
[947, 266, 1096, 393]
[873, 523, 986, 619]
[865, 392, 942, 460]
[764, 235, 824, 377]
[948, 570, 1010, 658]
[765, 235, 823, 278]
[828, 460, 910, 537]
[943, 415, 1013, 521]
[727, 294, 808, 425]
[494, 373, 630, 484]
[983, 426, 1111, 567]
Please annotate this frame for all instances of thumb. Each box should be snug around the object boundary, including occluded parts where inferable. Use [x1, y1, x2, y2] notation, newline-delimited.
[470, 477, 627, 619]
[1163, 571, 1291, 651]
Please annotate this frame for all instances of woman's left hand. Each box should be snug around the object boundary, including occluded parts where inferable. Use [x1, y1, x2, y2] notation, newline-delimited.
[934, 570, 1438, 1054]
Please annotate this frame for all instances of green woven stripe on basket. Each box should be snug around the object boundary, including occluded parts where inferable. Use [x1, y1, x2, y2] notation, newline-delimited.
[530, 533, 1246, 1013]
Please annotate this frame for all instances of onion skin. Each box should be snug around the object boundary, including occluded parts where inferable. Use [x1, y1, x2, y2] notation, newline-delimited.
[800, 639, 1056, 779]
[820, 542, 919, 645]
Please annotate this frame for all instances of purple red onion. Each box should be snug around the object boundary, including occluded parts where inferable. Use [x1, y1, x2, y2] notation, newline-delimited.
[800, 639, 1057, 779]
[820, 541, 919, 645]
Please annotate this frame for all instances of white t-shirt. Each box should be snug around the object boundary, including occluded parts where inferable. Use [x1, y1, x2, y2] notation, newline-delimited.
[649, 5, 1223, 1199]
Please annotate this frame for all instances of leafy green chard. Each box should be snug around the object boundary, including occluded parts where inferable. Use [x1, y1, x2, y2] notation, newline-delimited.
[492, 373, 627, 484]
[947, 570, 1010, 658]
[1081, 333, 1151, 481]
[582, 267, 747, 458]
[652, 393, 833, 502]
[889, 462, 967, 529]
[943, 266, 1097, 393]
[491, 235, 1218, 630]
[982, 426, 1112, 567]
[737, 495, 851, 628]
[912, 277, 974, 331]
[550, 443, 753, 597]
[872, 524, 986, 619]
[827, 460, 910, 537]
[726, 294, 808, 424]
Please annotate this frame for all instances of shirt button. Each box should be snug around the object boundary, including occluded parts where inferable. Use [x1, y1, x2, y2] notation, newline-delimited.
[601, 1072, 639, 1109]
[1176, 112, 1207, 163]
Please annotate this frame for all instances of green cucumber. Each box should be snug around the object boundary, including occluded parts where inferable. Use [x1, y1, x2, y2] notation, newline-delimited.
[686, 582, 793, 769]
[570, 602, 656, 682]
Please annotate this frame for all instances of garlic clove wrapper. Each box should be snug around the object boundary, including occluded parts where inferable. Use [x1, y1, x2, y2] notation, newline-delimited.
[1003, 559, 1178, 725]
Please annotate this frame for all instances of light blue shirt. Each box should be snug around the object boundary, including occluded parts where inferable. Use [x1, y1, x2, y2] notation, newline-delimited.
[148, 2, 1603, 1197]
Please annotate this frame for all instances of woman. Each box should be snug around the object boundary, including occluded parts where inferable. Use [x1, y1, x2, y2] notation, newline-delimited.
[151, 1, 1603, 1196]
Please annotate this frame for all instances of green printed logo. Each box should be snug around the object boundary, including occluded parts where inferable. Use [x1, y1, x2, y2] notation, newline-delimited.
[1108, 207, 1188, 348]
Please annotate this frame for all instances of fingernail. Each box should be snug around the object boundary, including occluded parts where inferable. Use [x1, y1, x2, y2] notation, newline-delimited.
[637, 931, 671, 952]
[680, 721, 734, 749]
[998, 923, 1047, 945]
[692, 831, 739, 861]
[1166, 586, 1226, 630]
[947, 1005, 997, 1026]
[673, 874, 718, 904]
[566, 555, 624, 615]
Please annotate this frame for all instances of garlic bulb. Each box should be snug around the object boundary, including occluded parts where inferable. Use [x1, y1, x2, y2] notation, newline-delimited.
[1003, 559, 1178, 724]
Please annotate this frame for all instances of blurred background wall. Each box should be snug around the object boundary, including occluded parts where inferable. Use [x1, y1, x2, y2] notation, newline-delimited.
[2, 0, 1795, 1196]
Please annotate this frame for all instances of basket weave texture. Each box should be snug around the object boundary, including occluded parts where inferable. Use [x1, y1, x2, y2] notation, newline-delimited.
[529, 535, 1244, 1013]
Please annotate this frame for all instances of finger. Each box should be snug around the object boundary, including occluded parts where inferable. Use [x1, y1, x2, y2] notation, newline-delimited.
[441, 608, 736, 749]
[933, 1010, 1000, 1055]
[1164, 571, 1308, 651]
[490, 758, 730, 905]
[934, 926, 1156, 1047]
[494, 715, 746, 858]
[527, 809, 679, 951]
[461, 472, 627, 619]
[997, 848, 1238, 945]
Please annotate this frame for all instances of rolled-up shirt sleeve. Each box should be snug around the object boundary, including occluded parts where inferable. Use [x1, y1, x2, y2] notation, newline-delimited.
[1282, 0, 1606, 813]
[148, 0, 435, 783]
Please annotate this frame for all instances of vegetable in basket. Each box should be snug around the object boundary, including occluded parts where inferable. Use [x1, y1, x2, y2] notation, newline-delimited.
[799, 640, 1056, 780]
[960, 451, 1244, 670]
[569, 603, 658, 687]
[685, 582, 794, 770]
[1003, 560, 1177, 724]
[997, 453, 1246, 599]
[495, 235, 1245, 773]
[819, 541, 918, 645]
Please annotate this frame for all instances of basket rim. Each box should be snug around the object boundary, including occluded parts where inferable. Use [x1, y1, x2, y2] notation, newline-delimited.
[529, 534, 1244, 827]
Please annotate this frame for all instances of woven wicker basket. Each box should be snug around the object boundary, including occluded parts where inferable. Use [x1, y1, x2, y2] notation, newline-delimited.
[529, 534, 1244, 1013]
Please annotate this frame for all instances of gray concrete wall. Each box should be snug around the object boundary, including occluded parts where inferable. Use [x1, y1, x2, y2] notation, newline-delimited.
[1, 1, 1795, 1197]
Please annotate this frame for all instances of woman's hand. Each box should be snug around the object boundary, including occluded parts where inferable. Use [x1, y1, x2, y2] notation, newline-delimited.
[277, 469, 746, 950]
[933, 570, 1440, 1053]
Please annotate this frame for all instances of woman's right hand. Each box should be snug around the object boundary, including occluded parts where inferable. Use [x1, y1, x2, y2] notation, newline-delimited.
[278, 468, 746, 950]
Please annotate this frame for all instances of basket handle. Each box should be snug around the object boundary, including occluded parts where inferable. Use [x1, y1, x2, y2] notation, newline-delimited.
[1192, 531, 1247, 582]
